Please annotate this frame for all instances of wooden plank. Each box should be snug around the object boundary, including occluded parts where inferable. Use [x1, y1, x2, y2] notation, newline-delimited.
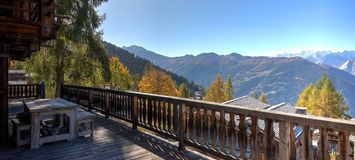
[278, 121, 291, 159]
[229, 113, 236, 157]
[167, 102, 172, 132]
[0, 56, 9, 139]
[203, 109, 209, 146]
[195, 106, 201, 142]
[143, 98, 147, 124]
[179, 103, 186, 150]
[173, 103, 178, 134]
[250, 116, 259, 160]
[220, 110, 226, 153]
[162, 101, 166, 130]
[336, 131, 351, 160]
[264, 118, 276, 160]
[153, 100, 157, 128]
[148, 99, 153, 127]
[30, 112, 40, 149]
[211, 110, 217, 149]
[317, 128, 330, 160]
[301, 125, 313, 160]
[238, 114, 247, 159]
[188, 105, 194, 140]
[132, 95, 138, 130]
[158, 101, 162, 129]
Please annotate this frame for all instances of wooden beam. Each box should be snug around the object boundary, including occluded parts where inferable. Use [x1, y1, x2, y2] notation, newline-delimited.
[0, 44, 9, 144]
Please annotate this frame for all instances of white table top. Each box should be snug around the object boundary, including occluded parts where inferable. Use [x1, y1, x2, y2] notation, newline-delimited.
[24, 98, 79, 113]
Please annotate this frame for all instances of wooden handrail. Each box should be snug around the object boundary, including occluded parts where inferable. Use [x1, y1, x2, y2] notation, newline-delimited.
[61, 84, 355, 160]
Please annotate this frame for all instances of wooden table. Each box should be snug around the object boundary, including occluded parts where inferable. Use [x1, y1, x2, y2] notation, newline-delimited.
[24, 98, 78, 149]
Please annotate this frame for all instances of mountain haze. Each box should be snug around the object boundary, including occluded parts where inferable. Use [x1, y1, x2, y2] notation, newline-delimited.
[123, 46, 355, 117]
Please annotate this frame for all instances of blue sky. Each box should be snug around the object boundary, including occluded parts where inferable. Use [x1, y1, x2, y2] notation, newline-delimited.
[98, 0, 355, 57]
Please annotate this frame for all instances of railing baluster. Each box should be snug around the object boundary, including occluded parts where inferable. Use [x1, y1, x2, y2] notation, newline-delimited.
[250, 116, 259, 160]
[264, 118, 276, 160]
[337, 130, 350, 160]
[178, 103, 186, 150]
[203, 109, 208, 146]
[188, 106, 194, 140]
[173, 103, 178, 134]
[238, 114, 247, 159]
[148, 99, 153, 127]
[162, 101, 166, 130]
[195, 106, 201, 142]
[279, 121, 291, 159]
[154, 100, 157, 128]
[229, 113, 236, 157]
[132, 95, 138, 130]
[220, 110, 226, 153]
[158, 101, 162, 129]
[167, 102, 172, 132]
[301, 125, 312, 160]
[211, 110, 217, 149]
[317, 127, 330, 160]
[143, 98, 147, 124]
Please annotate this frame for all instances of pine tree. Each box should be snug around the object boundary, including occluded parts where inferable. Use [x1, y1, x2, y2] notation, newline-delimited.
[204, 74, 225, 103]
[296, 74, 349, 119]
[259, 93, 268, 104]
[138, 66, 179, 96]
[223, 76, 234, 101]
[54, 0, 110, 96]
[178, 83, 190, 98]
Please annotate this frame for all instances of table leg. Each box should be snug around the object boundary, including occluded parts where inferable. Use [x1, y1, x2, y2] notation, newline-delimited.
[30, 113, 40, 149]
[68, 109, 77, 141]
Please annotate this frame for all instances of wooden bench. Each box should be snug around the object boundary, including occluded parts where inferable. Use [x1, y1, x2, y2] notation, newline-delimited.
[76, 108, 95, 138]
[11, 114, 31, 147]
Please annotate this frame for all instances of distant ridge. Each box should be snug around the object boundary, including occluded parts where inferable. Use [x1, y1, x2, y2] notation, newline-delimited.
[104, 42, 201, 93]
[123, 45, 355, 117]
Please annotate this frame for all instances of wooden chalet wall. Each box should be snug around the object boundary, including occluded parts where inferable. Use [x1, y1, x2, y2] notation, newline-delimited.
[0, 0, 57, 143]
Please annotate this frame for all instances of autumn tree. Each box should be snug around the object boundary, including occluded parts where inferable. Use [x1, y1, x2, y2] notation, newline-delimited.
[109, 56, 135, 90]
[223, 76, 234, 101]
[204, 74, 234, 103]
[296, 74, 349, 119]
[138, 65, 179, 96]
[259, 93, 268, 104]
[178, 83, 190, 98]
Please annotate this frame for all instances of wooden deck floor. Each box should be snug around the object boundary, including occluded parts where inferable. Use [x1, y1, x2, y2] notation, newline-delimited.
[0, 114, 214, 160]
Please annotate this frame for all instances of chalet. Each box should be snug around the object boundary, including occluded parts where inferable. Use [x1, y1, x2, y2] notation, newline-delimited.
[9, 70, 28, 84]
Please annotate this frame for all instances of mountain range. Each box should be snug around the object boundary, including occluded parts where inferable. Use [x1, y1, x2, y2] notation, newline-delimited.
[104, 42, 200, 93]
[122, 45, 355, 117]
[278, 51, 355, 75]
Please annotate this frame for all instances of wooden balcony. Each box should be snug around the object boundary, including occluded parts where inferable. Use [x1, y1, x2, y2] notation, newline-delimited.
[3, 84, 355, 159]
[2, 109, 211, 159]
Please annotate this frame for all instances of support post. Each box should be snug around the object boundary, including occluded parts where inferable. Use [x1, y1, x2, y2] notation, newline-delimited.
[132, 95, 138, 130]
[39, 81, 45, 98]
[178, 103, 186, 150]
[105, 93, 110, 119]
[0, 44, 9, 144]
[88, 89, 92, 112]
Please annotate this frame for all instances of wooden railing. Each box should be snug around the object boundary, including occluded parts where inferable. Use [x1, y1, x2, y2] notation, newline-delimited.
[8, 83, 45, 99]
[61, 84, 355, 160]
